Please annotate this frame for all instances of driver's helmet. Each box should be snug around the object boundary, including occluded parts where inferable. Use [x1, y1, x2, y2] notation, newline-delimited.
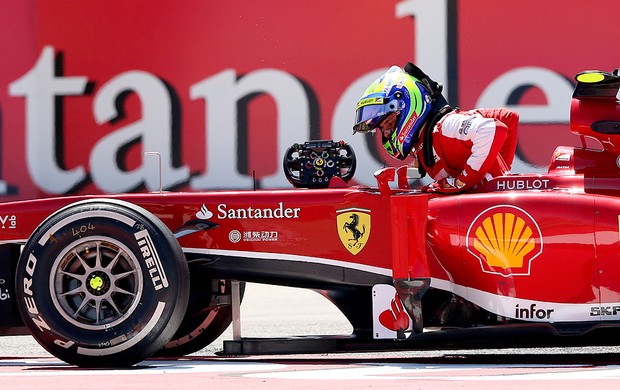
[353, 66, 436, 159]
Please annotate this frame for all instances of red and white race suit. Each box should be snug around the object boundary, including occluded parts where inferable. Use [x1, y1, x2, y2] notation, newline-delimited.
[413, 108, 518, 192]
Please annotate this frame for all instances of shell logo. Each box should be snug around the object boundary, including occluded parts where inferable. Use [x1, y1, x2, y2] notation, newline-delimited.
[466, 205, 543, 277]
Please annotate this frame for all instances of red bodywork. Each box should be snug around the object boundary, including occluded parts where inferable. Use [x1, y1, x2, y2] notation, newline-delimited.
[2, 70, 620, 339]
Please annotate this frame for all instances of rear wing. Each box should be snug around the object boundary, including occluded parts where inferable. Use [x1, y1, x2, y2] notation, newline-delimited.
[570, 69, 620, 152]
[573, 69, 620, 99]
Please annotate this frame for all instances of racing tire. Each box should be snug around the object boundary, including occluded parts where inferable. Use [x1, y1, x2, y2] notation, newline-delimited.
[15, 199, 189, 367]
[156, 279, 245, 357]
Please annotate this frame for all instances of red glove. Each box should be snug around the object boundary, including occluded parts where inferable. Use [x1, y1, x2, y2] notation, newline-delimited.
[423, 176, 467, 194]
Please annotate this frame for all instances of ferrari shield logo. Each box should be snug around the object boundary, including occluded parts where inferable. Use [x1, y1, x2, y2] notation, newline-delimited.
[337, 208, 371, 255]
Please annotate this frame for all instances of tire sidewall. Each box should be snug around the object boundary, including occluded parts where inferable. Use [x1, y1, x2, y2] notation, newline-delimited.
[16, 199, 188, 366]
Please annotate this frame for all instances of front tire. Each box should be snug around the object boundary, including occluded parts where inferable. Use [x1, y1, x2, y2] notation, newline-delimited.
[15, 199, 189, 367]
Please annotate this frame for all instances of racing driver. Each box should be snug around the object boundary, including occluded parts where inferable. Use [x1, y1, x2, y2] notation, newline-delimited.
[353, 63, 518, 193]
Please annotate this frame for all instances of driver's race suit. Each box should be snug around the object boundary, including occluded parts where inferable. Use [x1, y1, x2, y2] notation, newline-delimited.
[413, 108, 518, 193]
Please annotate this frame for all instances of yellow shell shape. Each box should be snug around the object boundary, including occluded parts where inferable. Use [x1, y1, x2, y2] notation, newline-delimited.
[473, 212, 535, 269]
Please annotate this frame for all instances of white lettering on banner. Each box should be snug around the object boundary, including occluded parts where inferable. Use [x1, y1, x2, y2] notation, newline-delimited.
[332, 0, 451, 186]
[9, 48, 309, 193]
[396, 0, 449, 96]
[91, 71, 190, 193]
[7, 1, 573, 194]
[190, 69, 309, 189]
[9, 46, 88, 194]
[477, 67, 573, 124]
[332, 71, 387, 186]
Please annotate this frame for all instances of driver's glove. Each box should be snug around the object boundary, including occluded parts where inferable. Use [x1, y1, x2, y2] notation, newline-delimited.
[423, 176, 467, 194]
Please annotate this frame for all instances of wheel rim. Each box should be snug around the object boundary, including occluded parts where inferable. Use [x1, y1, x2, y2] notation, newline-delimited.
[50, 236, 144, 330]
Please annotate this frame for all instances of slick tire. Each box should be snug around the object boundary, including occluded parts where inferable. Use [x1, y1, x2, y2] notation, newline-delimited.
[15, 199, 189, 367]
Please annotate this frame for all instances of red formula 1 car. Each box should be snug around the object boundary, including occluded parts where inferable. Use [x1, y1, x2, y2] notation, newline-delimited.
[1, 70, 620, 367]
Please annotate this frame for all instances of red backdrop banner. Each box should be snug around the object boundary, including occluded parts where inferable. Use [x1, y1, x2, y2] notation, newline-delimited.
[0, 0, 617, 199]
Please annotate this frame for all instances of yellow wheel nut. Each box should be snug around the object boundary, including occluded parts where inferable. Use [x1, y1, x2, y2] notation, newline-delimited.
[90, 275, 104, 291]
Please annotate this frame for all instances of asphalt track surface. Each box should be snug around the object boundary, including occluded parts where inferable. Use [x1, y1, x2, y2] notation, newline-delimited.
[2, 283, 620, 389]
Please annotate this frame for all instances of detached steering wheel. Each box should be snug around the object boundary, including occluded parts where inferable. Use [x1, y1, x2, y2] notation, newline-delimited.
[283, 140, 356, 188]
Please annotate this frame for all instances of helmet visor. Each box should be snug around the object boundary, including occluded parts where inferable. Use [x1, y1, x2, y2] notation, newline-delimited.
[353, 100, 399, 133]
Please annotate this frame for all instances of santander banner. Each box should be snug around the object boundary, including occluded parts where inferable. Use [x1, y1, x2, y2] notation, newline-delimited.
[0, 0, 617, 200]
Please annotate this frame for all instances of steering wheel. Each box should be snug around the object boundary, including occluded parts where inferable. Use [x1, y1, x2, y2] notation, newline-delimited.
[283, 140, 356, 188]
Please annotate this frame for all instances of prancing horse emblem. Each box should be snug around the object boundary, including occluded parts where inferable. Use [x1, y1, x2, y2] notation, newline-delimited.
[337, 208, 371, 255]
[344, 214, 365, 245]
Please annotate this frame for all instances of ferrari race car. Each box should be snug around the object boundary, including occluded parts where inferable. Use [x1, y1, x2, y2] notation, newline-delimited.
[1, 69, 620, 367]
